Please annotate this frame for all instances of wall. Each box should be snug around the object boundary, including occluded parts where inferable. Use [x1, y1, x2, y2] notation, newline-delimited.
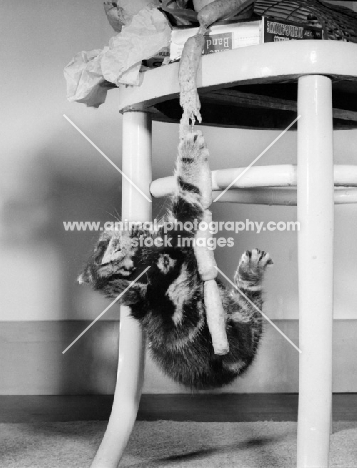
[1, 0, 357, 394]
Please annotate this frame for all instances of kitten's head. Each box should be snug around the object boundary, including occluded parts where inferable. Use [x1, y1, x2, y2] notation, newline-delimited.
[78, 228, 142, 287]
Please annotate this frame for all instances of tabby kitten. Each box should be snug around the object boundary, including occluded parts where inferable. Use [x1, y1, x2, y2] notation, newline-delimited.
[79, 132, 272, 389]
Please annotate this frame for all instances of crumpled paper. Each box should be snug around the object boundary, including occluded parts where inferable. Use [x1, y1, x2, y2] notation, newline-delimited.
[64, 49, 107, 107]
[101, 8, 171, 86]
[64, 7, 171, 107]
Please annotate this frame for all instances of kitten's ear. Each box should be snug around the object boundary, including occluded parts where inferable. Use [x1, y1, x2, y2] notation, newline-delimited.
[78, 230, 115, 285]
[100, 229, 136, 265]
[89, 230, 113, 265]
[101, 235, 124, 265]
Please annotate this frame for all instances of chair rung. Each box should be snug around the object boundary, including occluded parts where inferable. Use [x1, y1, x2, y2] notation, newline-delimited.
[150, 165, 357, 203]
[212, 187, 357, 205]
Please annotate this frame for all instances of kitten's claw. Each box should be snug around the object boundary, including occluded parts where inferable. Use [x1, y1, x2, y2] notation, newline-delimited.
[240, 249, 273, 269]
[235, 248, 273, 285]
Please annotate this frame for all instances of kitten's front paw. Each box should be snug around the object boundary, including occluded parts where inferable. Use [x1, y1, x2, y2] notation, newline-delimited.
[235, 248, 273, 284]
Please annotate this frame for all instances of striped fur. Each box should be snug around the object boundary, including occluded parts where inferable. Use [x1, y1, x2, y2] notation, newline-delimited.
[79, 132, 272, 390]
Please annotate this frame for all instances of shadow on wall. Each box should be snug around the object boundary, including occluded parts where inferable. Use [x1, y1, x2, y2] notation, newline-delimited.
[47, 122, 174, 394]
[0, 126, 126, 394]
[51, 162, 122, 395]
[0, 115, 177, 395]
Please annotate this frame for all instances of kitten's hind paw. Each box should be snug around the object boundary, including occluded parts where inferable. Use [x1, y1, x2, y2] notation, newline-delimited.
[178, 130, 209, 164]
[234, 248, 273, 287]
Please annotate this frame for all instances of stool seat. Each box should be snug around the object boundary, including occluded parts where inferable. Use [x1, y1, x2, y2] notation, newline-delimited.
[118, 41, 357, 130]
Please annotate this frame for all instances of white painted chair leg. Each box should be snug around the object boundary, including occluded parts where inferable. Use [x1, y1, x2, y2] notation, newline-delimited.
[296, 75, 334, 468]
[91, 111, 152, 468]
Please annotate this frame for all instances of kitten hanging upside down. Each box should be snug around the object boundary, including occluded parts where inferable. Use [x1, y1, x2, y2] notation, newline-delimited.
[79, 132, 272, 389]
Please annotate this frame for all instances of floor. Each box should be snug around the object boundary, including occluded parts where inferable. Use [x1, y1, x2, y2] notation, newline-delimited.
[1, 394, 357, 423]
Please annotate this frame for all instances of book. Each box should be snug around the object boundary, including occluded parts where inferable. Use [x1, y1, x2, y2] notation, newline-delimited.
[264, 18, 323, 42]
[169, 17, 323, 62]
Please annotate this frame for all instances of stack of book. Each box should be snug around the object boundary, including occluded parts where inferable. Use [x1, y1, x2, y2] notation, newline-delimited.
[170, 17, 323, 61]
[144, 16, 323, 68]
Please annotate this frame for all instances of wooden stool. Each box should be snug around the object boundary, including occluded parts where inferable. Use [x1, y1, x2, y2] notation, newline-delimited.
[91, 41, 357, 468]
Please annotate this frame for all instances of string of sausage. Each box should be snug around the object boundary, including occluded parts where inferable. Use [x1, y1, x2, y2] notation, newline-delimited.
[177, 0, 255, 355]
[179, 0, 255, 140]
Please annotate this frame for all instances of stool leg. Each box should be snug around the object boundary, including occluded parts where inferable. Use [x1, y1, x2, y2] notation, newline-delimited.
[296, 75, 334, 468]
[91, 111, 152, 468]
